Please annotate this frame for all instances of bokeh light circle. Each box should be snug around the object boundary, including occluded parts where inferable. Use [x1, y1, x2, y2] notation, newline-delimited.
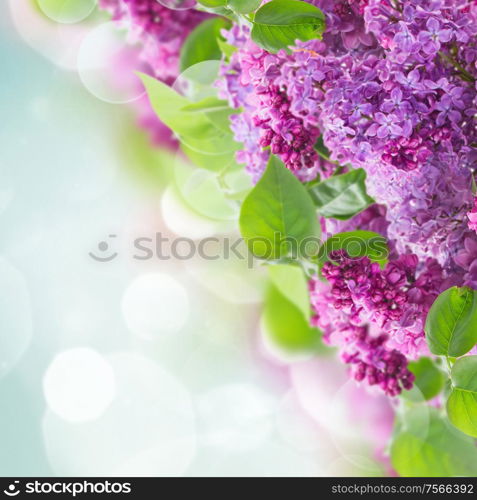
[38, 0, 97, 24]
[43, 353, 196, 476]
[122, 273, 190, 339]
[174, 155, 239, 222]
[161, 186, 229, 239]
[173, 60, 221, 102]
[77, 23, 146, 104]
[43, 348, 116, 423]
[157, 0, 197, 9]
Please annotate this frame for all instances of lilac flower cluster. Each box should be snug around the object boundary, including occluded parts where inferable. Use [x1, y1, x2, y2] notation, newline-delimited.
[309, 276, 415, 396]
[99, 0, 207, 80]
[100, 0, 477, 397]
[321, 0, 477, 175]
[217, 25, 330, 182]
[309, 247, 443, 395]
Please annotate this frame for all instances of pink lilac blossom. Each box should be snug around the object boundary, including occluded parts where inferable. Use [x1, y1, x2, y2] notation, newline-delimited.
[99, 0, 207, 80]
[321, 204, 389, 240]
[323, 250, 443, 355]
[467, 196, 477, 233]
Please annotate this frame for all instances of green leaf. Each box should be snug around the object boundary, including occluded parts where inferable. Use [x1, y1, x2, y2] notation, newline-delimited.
[181, 96, 235, 133]
[447, 356, 477, 438]
[391, 407, 477, 477]
[174, 160, 239, 221]
[309, 168, 374, 220]
[181, 143, 238, 172]
[197, 0, 226, 6]
[425, 286, 477, 357]
[319, 231, 389, 267]
[262, 284, 324, 356]
[251, 0, 325, 53]
[268, 264, 310, 320]
[139, 73, 213, 136]
[217, 37, 238, 60]
[227, 0, 261, 14]
[139, 73, 238, 156]
[181, 96, 230, 113]
[402, 357, 445, 402]
[239, 155, 321, 260]
[180, 18, 230, 72]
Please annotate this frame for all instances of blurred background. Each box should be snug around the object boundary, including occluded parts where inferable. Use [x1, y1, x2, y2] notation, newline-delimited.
[0, 0, 393, 476]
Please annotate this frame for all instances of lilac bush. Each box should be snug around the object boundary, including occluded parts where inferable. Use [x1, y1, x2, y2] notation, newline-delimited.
[214, 0, 477, 396]
[101, 0, 477, 471]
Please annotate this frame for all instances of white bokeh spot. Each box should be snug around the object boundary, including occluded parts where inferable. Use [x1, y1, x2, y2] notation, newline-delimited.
[42, 353, 196, 476]
[43, 348, 116, 423]
[77, 23, 145, 104]
[122, 273, 190, 339]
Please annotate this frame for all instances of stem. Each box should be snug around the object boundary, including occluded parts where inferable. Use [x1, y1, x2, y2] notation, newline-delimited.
[332, 165, 345, 176]
[445, 356, 454, 381]
[439, 51, 475, 83]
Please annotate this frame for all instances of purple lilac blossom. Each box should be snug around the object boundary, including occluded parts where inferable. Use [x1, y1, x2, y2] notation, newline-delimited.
[219, 0, 477, 265]
[217, 25, 330, 182]
[102, 0, 477, 395]
[217, 0, 477, 283]
[309, 249, 444, 395]
[309, 273, 416, 397]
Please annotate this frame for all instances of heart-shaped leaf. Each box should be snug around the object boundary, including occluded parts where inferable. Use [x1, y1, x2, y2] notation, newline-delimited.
[239, 155, 320, 259]
[251, 0, 325, 53]
[391, 407, 477, 477]
[447, 356, 477, 438]
[425, 286, 477, 357]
